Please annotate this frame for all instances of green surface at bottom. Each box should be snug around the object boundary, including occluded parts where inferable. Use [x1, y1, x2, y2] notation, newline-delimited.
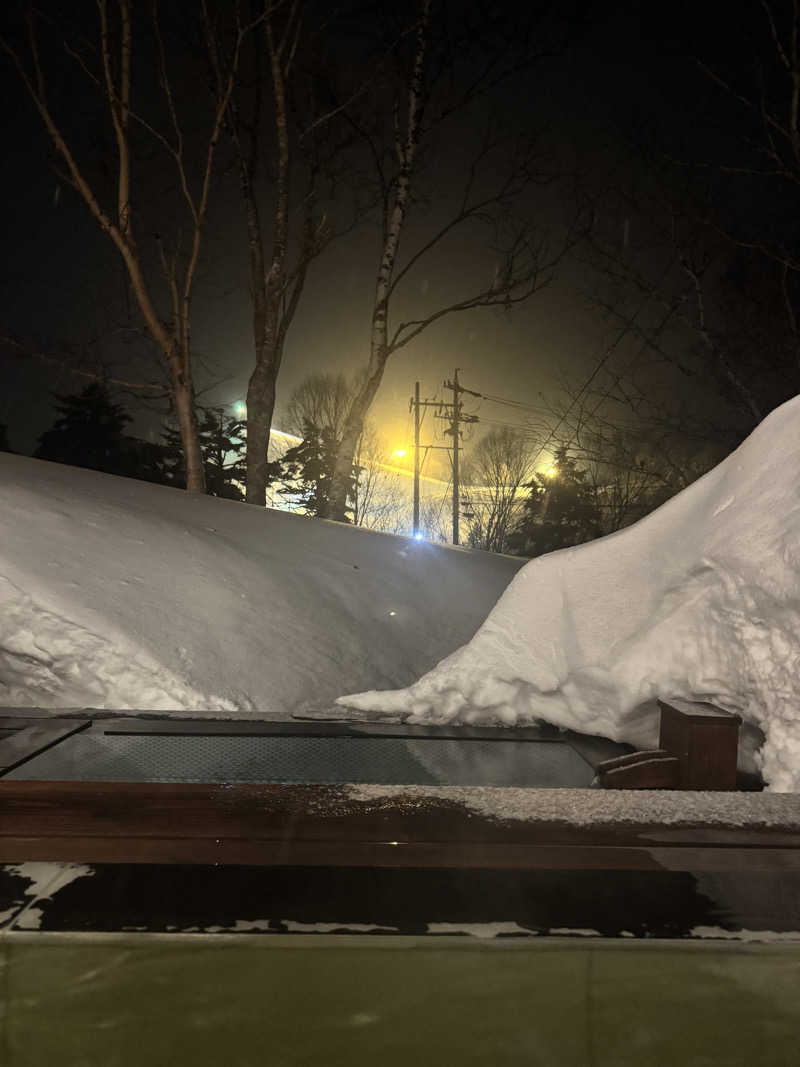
[1, 934, 799, 1067]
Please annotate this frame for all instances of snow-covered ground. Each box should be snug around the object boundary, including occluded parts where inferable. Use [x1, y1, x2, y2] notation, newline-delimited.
[0, 452, 521, 717]
[339, 396, 800, 791]
[4, 395, 800, 790]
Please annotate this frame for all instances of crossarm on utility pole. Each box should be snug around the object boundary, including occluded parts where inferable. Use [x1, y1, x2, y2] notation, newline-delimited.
[442, 368, 479, 545]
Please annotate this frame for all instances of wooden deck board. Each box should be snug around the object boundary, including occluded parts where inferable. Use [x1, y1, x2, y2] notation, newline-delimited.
[2, 780, 799, 872]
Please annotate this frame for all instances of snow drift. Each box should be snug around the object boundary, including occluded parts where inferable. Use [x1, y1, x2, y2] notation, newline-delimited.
[0, 453, 520, 716]
[339, 396, 800, 791]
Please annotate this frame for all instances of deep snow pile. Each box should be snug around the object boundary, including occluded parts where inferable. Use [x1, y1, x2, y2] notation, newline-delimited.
[0, 453, 521, 716]
[339, 396, 800, 791]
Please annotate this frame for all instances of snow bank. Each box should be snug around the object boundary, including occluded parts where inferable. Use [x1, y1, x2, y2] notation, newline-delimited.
[338, 396, 800, 791]
[0, 453, 521, 716]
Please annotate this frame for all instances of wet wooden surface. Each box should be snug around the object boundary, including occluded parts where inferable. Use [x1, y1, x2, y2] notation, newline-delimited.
[0, 720, 91, 775]
[2, 780, 800, 872]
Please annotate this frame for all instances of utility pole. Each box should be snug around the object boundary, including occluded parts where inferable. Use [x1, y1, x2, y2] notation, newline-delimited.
[413, 381, 420, 536]
[442, 368, 479, 545]
[409, 370, 479, 544]
[451, 370, 461, 545]
[409, 383, 443, 538]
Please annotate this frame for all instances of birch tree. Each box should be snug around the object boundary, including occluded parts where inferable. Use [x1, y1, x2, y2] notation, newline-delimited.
[325, 0, 573, 521]
[1, 2, 258, 491]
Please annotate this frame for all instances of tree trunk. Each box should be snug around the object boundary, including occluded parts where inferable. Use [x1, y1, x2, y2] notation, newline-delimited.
[245, 353, 278, 506]
[326, 126, 411, 519]
[171, 353, 205, 493]
[241, 17, 292, 506]
[327, 0, 430, 521]
[327, 367, 384, 521]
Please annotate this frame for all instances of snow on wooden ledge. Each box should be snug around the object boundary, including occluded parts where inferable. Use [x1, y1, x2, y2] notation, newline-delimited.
[344, 784, 800, 830]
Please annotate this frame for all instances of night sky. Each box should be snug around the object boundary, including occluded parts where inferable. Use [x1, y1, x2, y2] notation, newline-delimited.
[0, 1, 785, 466]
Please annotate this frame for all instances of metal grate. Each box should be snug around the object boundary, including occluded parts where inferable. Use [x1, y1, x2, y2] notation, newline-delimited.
[4, 732, 594, 787]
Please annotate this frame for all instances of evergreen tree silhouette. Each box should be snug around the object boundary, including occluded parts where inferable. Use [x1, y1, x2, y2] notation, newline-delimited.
[160, 406, 249, 498]
[509, 447, 602, 557]
[278, 419, 356, 519]
[35, 383, 134, 476]
[202, 408, 247, 500]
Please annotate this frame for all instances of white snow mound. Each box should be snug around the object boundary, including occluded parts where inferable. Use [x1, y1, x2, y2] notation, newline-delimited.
[0, 452, 520, 716]
[338, 396, 800, 792]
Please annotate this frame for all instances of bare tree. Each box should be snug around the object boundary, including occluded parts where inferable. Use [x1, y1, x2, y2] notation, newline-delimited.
[205, 2, 357, 505]
[569, 423, 698, 533]
[284, 370, 354, 440]
[1, 2, 262, 491]
[281, 369, 408, 527]
[689, 1, 800, 404]
[0, 329, 168, 398]
[417, 493, 449, 544]
[537, 382, 727, 535]
[351, 422, 408, 531]
[326, 0, 574, 521]
[462, 427, 534, 553]
[576, 2, 800, 444]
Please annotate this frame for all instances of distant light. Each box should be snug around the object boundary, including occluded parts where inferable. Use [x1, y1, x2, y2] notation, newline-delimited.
[546, 466, 557, 477]
[235, 401, 246, 416]
[388, 610, 397, 616]
[413, 531, 424, 541]
[392, 448, 407, 458]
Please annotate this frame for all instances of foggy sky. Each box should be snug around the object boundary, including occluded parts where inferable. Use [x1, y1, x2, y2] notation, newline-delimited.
[0, 0, 762, 460]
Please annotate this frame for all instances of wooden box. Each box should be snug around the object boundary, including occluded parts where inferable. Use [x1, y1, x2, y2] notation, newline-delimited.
[658, 698, 741, 790]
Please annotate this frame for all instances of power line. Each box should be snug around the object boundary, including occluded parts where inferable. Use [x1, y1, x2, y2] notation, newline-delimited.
[435, 476, 453, 531]
[525, 254, 680, 472]
[478, 417, 548, 434]
[477, 393, 552, 416]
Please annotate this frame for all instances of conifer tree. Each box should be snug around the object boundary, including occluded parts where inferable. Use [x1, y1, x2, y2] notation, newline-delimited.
[160, 406, 248, 499]
[202, 408, 248, 500]
[35, 383, 134, 476]
[278, 419, 356, 520]
[509, 447, 602, 557]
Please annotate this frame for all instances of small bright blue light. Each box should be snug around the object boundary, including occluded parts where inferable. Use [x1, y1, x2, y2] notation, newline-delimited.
[414, 532, 424, 541]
